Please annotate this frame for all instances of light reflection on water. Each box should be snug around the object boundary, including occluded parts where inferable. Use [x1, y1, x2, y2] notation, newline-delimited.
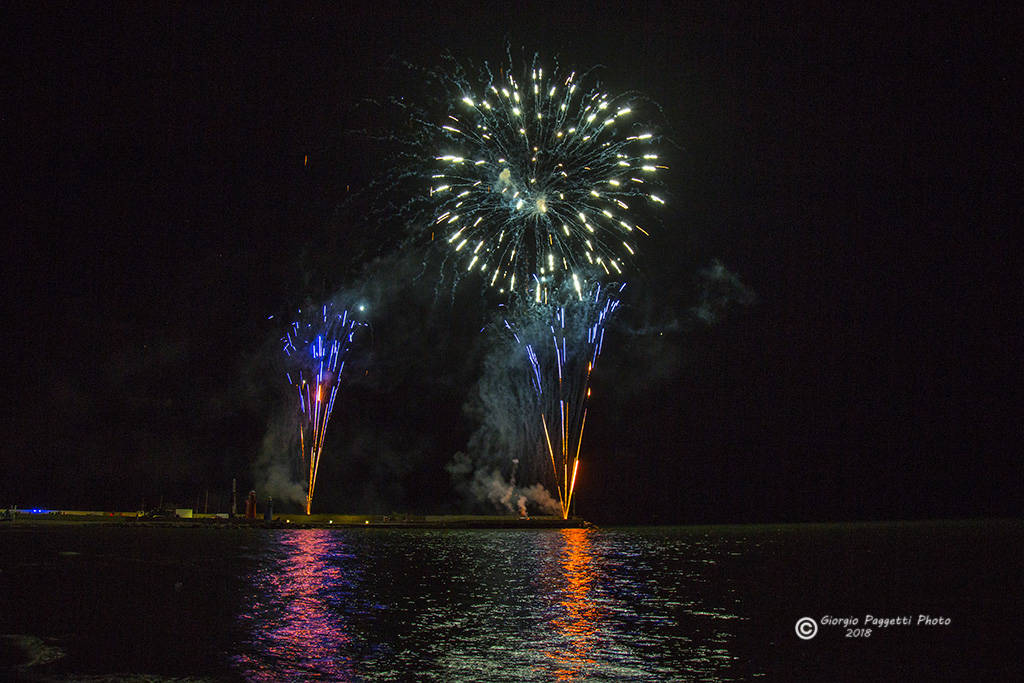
[3, 521, 1012, 679]
[232, 528, 754, 681]
[234, 530, 359, 680]
[540, 528, 601, 680]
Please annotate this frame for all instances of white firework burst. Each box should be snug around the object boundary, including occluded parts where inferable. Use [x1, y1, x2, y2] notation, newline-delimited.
[425, 56, 666, 296]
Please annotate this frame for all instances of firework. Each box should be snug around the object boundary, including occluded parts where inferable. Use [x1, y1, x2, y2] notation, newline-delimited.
[504, 278, 624, 518]
[422, 54, 666, 296]
[282, 303, 365, 515]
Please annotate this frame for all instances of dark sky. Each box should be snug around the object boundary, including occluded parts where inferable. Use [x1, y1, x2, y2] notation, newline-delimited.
[5, 2, 1019, 522]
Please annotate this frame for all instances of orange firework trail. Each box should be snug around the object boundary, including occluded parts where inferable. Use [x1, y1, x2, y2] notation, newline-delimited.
[509, 279, 623, 519]
[283, 304, 366, 515]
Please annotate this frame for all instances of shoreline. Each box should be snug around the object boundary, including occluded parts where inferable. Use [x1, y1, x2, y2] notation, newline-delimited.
[0, 510, 593, 530]
[3, 512, 1018, 532]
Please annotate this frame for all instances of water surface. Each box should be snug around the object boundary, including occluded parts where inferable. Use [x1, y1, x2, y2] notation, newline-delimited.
[1, 521, 1018, 680]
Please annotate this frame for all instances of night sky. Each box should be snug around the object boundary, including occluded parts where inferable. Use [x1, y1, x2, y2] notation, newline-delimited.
[5, 3, 1019, 523]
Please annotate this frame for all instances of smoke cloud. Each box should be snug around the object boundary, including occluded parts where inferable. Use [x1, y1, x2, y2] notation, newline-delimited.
[692, 260, 757, 324]
[447, 284, 620, 516]
[447, 452, 560, 516]
[444, 309, 563, 515]
[251, 411, 307, 508]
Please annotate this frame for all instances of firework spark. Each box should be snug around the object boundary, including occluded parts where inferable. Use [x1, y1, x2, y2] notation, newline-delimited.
[504, 278, 624, 518]
[282, 303, 365, 515]
[422, 54, 666, 296]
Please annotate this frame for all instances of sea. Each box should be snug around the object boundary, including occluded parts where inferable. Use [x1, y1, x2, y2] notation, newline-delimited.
[1, 520, 1019, 681]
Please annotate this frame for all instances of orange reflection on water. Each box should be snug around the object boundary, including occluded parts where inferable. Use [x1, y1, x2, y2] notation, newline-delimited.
[237, 530, 356, 681]
[543, 528, 603, 681]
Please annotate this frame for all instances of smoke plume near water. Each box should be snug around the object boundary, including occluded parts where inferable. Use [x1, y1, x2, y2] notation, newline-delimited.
[447, 295, 606, 517]
[251, 412, 307, 509]
[447, 452, 561, 516]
